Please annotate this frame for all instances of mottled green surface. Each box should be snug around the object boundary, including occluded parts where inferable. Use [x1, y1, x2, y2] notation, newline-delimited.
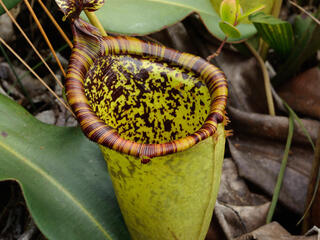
[101, 124, 225, 240]
[84, 54, 211, 144]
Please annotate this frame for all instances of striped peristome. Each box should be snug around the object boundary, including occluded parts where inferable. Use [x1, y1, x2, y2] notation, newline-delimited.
[62, 4, 228, 159]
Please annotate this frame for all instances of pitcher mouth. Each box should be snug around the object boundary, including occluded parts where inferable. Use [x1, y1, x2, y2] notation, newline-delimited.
[66, 31, 227, 158]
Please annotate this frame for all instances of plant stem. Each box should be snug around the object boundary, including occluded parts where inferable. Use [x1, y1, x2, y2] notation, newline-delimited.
[259, 40, 269, 60]
[207, 37, 228, 61]
[271, 0, 283, 18]
[284, 102, 315, 151]
[245, 42, 275, 116]
[266, 111, 294, 223]
[84, 11, 108, 36]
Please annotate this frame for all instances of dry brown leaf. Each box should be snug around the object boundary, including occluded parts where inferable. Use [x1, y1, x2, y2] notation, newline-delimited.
[278, 67, 320, 120]
[206, 159, 270, 240]
[234, 222, 318, 240]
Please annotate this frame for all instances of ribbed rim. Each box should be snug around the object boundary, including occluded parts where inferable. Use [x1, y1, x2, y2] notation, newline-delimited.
[66, 34, 228, 158]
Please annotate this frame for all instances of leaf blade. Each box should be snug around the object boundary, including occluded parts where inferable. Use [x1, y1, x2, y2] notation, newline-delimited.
[0, 0, 21, 16]
[80, 0, 258, 42]
[219, 20, 241, 38]
[249, 12, 294, 57]
[0, 94, 130, 240]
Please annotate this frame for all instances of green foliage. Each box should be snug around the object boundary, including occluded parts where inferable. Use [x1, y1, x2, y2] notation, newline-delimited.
[266, 110, 294, 223]
[217, 0, 264, 39]
[0, 0, 21, 15]
[219, 21, 241, 38]
[237, 5, 266, 22]
[273, 9, 320, 84]
[0, 94, 130, 240]
[81, 0, 259, 42]
[249, 12, 294, 57]
[283, 102, 318, 225]
[211, 0, 274, 21]
[219, 0, 240, 24]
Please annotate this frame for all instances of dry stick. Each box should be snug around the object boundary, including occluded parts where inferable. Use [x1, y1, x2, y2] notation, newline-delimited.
[0, 0, 64, 89]
[245, 42, 276, 116]
[37, 0, 73, 48]
[24, 0, 66, 78]
[0, 37, 75, 117]
[289, 0, 320, 26]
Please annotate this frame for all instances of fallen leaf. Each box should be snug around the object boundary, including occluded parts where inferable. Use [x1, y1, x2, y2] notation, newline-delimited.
[207, 158, 270, 240]
[278, 67, 320, 120]
[229, 133, 313, 214]
[234, 222, 318, 240]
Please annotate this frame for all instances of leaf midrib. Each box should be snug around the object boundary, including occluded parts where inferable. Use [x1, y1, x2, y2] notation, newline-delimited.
[0, 140, 112, 240]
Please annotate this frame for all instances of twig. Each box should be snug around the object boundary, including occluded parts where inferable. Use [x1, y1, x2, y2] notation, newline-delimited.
[19, 43, 69, 81]
[245, 42, 276, 116]
[207, 37, 228, 61]
[289, 1, 320, 26]
[0, 44, 35, 108]
[24, 0, 66, 77]
[37, 0, 73, 48]
[0, 37, 75, 117]
[0, 0, 64, 89]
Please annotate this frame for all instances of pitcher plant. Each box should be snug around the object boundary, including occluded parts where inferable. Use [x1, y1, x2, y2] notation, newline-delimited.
[55, 0, 228, 239]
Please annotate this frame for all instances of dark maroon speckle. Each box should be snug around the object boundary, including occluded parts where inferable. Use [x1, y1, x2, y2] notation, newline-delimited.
[1, 131, 8, 137]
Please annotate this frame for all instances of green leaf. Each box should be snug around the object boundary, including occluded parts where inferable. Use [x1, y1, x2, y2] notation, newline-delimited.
[249, 12, 294, 57]
[266, 110, 294, 223]
[282, 101, 317, 225]
[219, 20, 241, 38]
[238, 4, 265, 23]
[211, 0, 274, 23]
[80, 0, 259, 42]
[220, 0, 238, 24]
[0, 0, 21, 16]
[0, 94, 130, 240]
[273, 9, 320, 84]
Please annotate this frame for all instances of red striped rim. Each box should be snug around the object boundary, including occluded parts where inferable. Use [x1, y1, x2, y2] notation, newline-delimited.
[66, 34, 228, 158]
